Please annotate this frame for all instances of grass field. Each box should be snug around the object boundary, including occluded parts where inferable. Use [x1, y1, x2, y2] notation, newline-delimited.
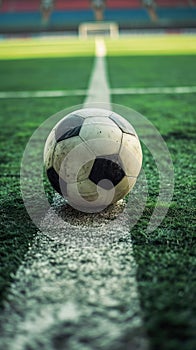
[0, 35, 196, 350]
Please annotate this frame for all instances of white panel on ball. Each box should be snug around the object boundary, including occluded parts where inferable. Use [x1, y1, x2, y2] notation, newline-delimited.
[119, 133, 142, 177]
[53, 136, 83, 175]
[66, 179, 115, 211]
[74, 108, 112, 119]
[80, 122, 122, 156]
[55, 138, 95, 183]
[113, 176, 136, 203]
[43, 129, 56, 169]
[83, 116, 116, 126]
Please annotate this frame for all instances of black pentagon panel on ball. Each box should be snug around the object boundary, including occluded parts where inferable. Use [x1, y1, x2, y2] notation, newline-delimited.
[47, 167, 68, 197]
[109, 113, 136, 136]
[55, 114, 84, 143]
[89, 154, 125, 189]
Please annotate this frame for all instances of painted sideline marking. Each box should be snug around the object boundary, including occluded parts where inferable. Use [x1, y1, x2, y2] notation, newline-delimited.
[83, 37, 111, 109]
[0, 38, 148, 350]
[0, 85, 196, 99]
[0, 89, 87, 98]
[111, 86, 196, 94]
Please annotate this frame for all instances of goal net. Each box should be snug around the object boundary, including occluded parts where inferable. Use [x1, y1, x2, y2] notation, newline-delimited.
[79, 22, 119, 38]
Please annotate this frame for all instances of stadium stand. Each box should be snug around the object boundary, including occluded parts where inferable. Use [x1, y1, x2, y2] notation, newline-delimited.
[55, 0, 89, 10]
[156, 0, 191, 6]
[0, 0, 40, 12]
[0, 0, 196, 34]
[107, 0, 142, 8]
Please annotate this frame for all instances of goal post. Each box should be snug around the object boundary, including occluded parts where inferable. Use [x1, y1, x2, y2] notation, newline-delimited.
[78, 22, 119, 38]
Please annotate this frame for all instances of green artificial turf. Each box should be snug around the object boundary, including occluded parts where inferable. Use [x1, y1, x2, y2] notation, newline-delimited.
[105, 35, 196, 56]
[0, 37, 95, 59]
[0, 52, 93, 307]
[0, 96, 85, 306]
[0, 51, 94, 307]
[0, 96, 86, 306]
[110, 90, 196, 350]
[107, 55, 196, 88]
[0, 57, 93, 91]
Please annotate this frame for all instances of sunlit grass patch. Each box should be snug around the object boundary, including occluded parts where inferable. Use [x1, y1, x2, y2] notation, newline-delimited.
[0, 37, 95, 60]
[106, 35, 196, 56]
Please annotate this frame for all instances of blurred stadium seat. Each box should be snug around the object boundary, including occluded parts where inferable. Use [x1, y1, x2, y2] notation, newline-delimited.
[0, 0, 196, 34]
[0, 0, 40, 12]
[55, 0, 89, 10]
[156, 0, 190, 7]
[107, 0, 141, 8]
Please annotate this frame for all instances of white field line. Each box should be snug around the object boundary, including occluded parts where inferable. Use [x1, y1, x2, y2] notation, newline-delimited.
[0, 89, 87, 98]
[83, 37, 111, 109]
[0, 86, 196, 99]
[111, 86, 196, 94]
[0, 38, 148, 350]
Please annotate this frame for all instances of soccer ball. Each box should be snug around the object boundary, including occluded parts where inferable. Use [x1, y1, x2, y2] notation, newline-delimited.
[44, 108, 142, 212]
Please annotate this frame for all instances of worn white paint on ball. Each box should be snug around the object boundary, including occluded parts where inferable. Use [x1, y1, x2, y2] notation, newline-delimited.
[0, 38, 149, 350]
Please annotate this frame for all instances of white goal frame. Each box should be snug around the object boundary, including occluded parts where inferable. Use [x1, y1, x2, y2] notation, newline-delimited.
[79, 22, 119, 38]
